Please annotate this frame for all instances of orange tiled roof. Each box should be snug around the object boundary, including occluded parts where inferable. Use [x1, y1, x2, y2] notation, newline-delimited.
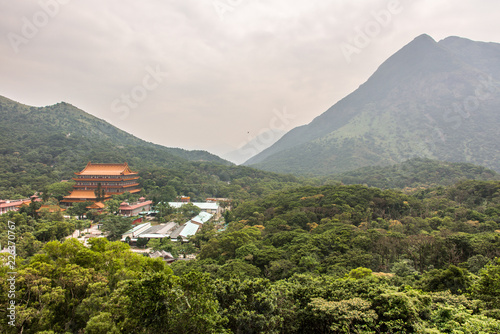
[37, 205, 66, 213]
[75, 162, 138, 176]
[87, 201, 105, 209]
[73, 176, 140, 182]
[63, 190, 111, 199]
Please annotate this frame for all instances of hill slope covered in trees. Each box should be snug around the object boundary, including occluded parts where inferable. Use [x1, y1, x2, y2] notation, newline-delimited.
[331, 158, 499, 189]
[0, 95, 303, 200]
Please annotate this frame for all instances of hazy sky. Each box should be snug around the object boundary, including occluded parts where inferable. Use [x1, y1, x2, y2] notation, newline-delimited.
[1, 0, 500, 163]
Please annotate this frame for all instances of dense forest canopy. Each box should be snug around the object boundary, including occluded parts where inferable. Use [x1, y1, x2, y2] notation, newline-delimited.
[2, 180, 500, 333]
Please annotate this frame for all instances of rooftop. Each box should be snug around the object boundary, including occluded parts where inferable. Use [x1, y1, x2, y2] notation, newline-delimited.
[0, 198, 31, 208]
[37, 205, 66, 213]
[87, 202, 105, 209]
[141, 222, 178, 235]
[119, 200, 153, 210]
[191, 211, 213, 224]
[124, 222, 151, 235]
[149, 250, 174, 259]
[170, 222, 200, 239]
[62, 190, 111, 199]
[75, 162, 138, 176]
[167, 202, 219, 210]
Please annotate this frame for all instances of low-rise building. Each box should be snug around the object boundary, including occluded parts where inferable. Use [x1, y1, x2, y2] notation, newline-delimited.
[0, 196, 42, 215]
[121, 222, 179, 244]
[119, 197, 153, 216]
[0, 199, 29, 215]
[167, 201, 221, 215]
[190, 211, 213, 226]
[121, 222, 151, 242]
[135, 222, 178, 240]
[170, 222, 201, 241]
[149, 250, 175, 263]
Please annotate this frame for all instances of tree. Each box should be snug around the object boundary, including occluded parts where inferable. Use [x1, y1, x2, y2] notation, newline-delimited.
[419, 265, 471, 294]
[74, 219, 90, 237]
[308, 297, 377, 333]
[100, 215, 133, 241]
[94, 183, 105, 203]
[215, 278, 283, 334]
[471, 258, 500, 310]
[180, 203, 201, 219]
[85, 313, 120, 334]
[17, 232, 43, 258]
[155, 202, 174, 223]
[18, 198, 42, 219]
[217, 259, 261, 280]
[68, 201, 93, 220]
[348, 267, 373, 279]
[123, 271, 225, 333]
[136, 237, 149, 248]
[46, 181, 75, 201]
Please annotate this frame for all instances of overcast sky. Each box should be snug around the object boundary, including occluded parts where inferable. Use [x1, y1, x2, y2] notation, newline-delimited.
[1, 0, 500, 163]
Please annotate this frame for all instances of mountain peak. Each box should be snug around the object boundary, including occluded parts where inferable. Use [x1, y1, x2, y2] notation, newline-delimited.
[245, 35, 500, 175]
[413, 33, 436, 43]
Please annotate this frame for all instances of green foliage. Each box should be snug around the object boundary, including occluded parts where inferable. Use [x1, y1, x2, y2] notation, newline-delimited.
[332, 158, 499, 189]
[308, 297, 378, 333]
[215, 278, 283, 334]
[419, 265, 471, 294]
[179, 202, 201, 218]
[391, 259, 418, 277]
[85, 312, 120, 334]
[67, 201, 93, 220]
[217, 259, 261, 280]
[99, 214, 133, 241]
[45, 181, 75, 201]
[471, 258, 500, 312]
[123, 271, 225, 333]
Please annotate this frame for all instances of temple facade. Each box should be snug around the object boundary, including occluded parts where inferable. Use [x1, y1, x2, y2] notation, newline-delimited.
[62, 162, 141, 205]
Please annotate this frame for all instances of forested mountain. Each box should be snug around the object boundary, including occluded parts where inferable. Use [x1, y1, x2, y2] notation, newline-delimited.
[331, 158, 499, 189]
[245, 34, 500, 175]
[0, 95, 229, 163]
[0, 95, 302, 200]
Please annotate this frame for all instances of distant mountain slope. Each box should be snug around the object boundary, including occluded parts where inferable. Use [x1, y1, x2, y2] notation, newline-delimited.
[330, 158, 499, 189]
[0, 95, 231, 165]
[245, 34, 500, 175]
[0, 95, 236, 194]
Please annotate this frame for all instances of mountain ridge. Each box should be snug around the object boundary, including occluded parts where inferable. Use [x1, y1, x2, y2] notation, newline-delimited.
[0, 94, 231, 165]
[244, 34, 500, 175]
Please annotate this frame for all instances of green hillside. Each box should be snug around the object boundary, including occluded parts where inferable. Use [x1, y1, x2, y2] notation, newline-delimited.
[0, 95, 230, 163]
[331, 158, 499, 189]
[0, 95, 301, 200]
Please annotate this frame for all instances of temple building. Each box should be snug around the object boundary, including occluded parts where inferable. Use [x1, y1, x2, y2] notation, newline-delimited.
[62, 162, 141, 206]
